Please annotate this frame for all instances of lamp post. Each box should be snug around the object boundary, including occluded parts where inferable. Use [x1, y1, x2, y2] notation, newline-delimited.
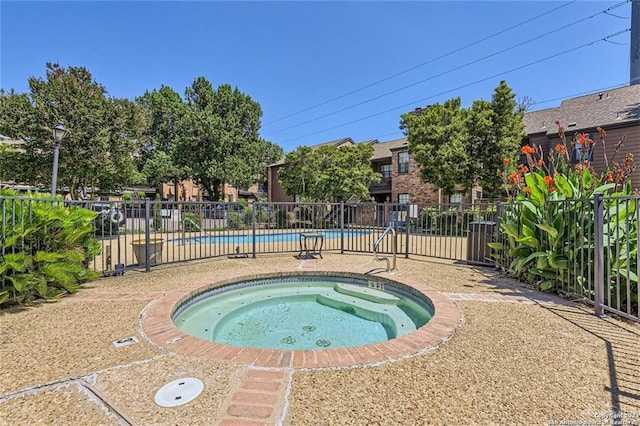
[51, 123, 67, 196]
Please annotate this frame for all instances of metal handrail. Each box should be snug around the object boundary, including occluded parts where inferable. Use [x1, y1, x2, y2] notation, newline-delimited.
[182, 216, 212, 239]
[373, 225, 397, 272]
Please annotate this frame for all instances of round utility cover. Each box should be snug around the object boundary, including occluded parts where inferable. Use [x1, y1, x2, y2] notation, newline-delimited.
[154, 378, 204, 407]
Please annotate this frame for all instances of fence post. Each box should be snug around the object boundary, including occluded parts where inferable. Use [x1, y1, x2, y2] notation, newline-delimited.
[340, 202, 345, 254]
[405, 202, 410, 258]
[594, 193, 605, 317]
[252, 203, 257, 259]
[145, 198, 151, 272]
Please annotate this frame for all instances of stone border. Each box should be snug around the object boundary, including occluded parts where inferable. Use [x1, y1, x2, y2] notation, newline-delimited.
[141, 270, 461, 370]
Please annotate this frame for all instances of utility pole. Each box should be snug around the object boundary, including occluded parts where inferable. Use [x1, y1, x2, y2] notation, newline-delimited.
[632, 0, 640, 84]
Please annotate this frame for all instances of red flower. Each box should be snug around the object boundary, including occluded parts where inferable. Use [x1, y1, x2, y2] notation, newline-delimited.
[543, 175, 556, 191]
[503, 158, 510, 165]
[554, 144, 567, 153]
[521, 145, 536, 155]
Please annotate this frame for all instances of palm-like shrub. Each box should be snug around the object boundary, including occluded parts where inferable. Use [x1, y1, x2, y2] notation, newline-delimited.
[0, 190, 101, 306]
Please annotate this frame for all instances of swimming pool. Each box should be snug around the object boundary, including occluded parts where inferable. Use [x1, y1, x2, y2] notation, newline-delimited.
[172, 273, 434, 350]
[173, 230, 370, 245]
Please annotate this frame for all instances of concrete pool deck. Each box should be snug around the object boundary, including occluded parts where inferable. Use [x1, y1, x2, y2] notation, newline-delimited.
[1, 253, 639, 425]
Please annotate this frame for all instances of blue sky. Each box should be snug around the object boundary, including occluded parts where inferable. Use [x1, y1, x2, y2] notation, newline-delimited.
[0, 1, 634, 152]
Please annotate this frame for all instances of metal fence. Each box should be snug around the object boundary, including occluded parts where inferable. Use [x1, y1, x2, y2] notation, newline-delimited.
[1, 195, 637, 320]
[492, 195, 639, 321]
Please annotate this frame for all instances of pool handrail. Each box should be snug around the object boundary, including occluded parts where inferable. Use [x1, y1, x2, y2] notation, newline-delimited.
[182, 216, 212, 240]
[373, 225, 397, 272]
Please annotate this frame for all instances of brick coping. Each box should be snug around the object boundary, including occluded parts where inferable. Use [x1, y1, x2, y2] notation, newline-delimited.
[140, 270, 461, 370]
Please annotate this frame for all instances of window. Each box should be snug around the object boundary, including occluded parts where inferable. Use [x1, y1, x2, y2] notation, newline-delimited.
[398, 152, 409, 174]
[450, 193, 463, 204]
[398, 193, 409, 204]
[380, 164, 392, 180]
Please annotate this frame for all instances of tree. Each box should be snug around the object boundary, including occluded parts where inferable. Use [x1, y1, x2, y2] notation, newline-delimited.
[278, 143, 381, 202]
[254, 140, 284, 188]
[0, 63, 145, 196]
[401, 98, 470, 195]
[174, 77, 272, 200]
[136, 86, 186, 194]
[480, 81, 525, 197]
[401, 80, 525, 198]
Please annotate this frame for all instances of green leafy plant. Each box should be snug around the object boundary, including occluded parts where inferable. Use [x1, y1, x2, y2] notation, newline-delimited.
[490, 124, 637, 315]
[0, 190, 101, 306]
[227, 212, 244, 230]
[181, 212, 202, 232]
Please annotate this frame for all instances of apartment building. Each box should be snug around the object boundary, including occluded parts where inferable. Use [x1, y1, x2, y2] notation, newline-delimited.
[523, 84, 640, 184]
[267, 137, 446, 204]
[268, 85, 640, 204]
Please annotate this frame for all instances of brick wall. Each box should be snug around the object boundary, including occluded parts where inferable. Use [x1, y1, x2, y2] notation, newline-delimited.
[268, 164, 293, 202]
[391, 149, 442, 204]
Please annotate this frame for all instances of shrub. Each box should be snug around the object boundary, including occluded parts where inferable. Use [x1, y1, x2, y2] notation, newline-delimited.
[0, 190, 101, 307]
[490, 123, 637, 314]
[227, 212, 244, 229]
[276, 208, 288, 228]
[181, 212, 202, 232]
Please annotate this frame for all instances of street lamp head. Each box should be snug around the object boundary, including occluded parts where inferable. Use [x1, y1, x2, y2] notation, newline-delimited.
[52, 123, 67, 144]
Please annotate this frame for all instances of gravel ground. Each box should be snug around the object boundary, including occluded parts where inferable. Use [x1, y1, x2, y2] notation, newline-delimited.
[0, 299, 163, 395]
[94, 355, 240, 426]
[286, 301, 637, 425]
[0, 383, 120, 426]
[1, 253, 638, 425]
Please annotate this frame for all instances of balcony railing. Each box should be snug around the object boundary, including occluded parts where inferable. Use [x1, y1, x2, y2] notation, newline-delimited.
[369, 178, 392, 192]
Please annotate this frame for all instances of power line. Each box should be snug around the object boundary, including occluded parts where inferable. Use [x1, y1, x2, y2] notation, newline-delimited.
[280, 29, 630, 144]
[270, 1, 630, 136]
[310, 81, 630, 144]
[263, 0, 580, 126]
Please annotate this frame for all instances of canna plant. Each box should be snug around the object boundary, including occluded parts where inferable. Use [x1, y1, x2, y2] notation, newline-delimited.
[0, 189, 101, 306]
[490, 122, 637, 315]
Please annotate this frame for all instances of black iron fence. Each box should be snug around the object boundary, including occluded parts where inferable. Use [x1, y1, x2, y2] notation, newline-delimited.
[0, 196, 637, 320]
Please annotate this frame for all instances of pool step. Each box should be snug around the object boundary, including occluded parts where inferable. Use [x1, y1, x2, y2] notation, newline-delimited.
[334, 283, 400, 304]
[316, 292, 416, 337]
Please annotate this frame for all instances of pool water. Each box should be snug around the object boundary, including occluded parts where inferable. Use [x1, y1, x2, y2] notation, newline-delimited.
[174, 278, 433, 350]
[173, 230, 369, 245]
[213, 296, 389, 349]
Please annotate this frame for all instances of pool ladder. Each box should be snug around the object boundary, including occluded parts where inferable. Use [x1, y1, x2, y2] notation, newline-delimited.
[373, 225, 397, 272]
[181, 216, 212, 243]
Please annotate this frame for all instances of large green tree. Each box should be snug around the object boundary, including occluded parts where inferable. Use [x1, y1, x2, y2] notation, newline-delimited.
[278, 143, 380, 202]
[401, 98, 469, 195]
[401, 80, 525, 197]
[136, 86, 186, 192]
[174, 77, 276, 200]
[0, 63, 145, 196]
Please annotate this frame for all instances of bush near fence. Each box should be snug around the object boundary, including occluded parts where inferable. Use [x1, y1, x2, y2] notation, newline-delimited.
[0, 190, 101, 307]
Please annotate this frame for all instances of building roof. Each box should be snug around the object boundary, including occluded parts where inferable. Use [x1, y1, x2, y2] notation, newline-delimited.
[524, 85, 640, 135]
[304, 137, 355, 149]
[269, 137, 356, 166]
[371, 137, 408, 160]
